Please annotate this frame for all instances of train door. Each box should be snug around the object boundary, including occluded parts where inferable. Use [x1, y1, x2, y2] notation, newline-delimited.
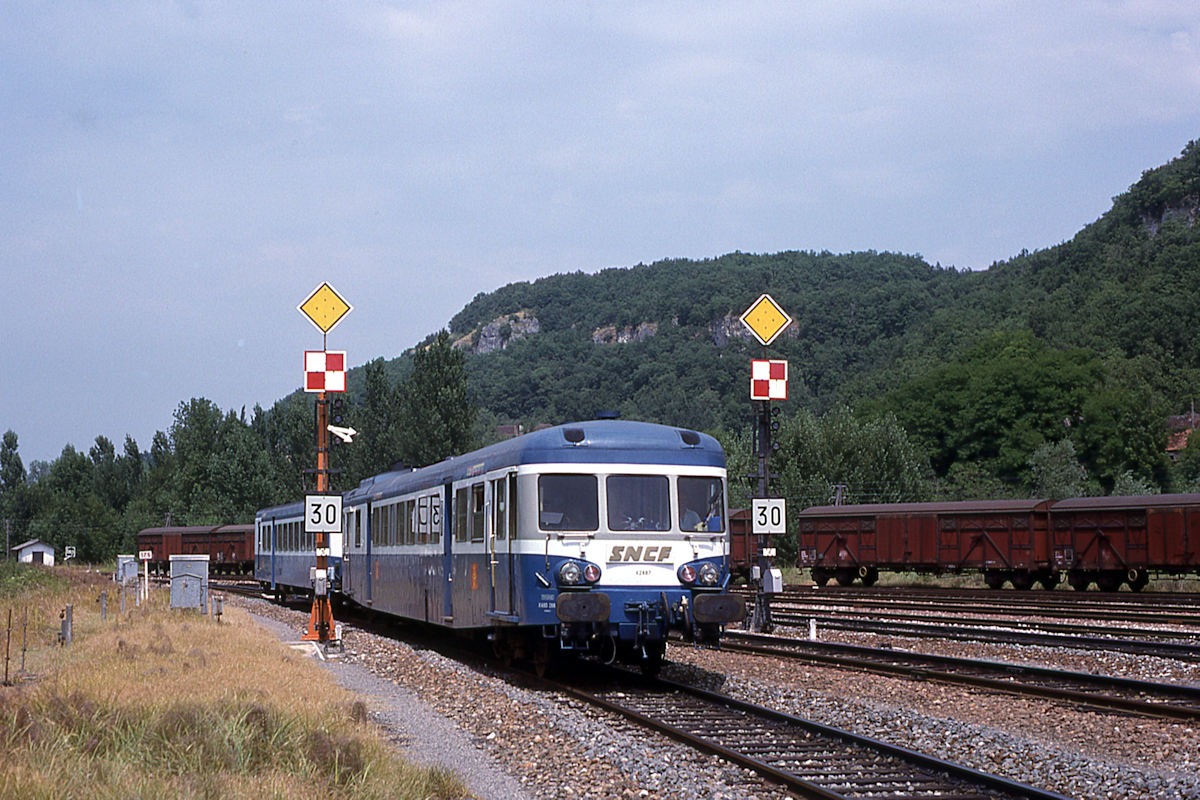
[488, 471, 517, 617]
[343, 510, 355, 597]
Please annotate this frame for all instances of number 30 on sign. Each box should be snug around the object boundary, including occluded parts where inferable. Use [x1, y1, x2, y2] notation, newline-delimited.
[305, 494, 343, 533]
[752, 498, 786, 535]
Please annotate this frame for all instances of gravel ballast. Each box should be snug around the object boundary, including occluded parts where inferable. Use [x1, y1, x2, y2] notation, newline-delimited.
[233, 594, 1200, 800]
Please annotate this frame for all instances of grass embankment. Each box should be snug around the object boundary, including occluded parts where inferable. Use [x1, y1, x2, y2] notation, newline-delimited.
[0, 563, 467, 800]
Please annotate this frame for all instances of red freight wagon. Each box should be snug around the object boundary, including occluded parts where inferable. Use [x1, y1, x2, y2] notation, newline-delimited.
[1049, 494, 1200, 591]
[796, 500, 1054, 588]
[136, 524, 254, 575]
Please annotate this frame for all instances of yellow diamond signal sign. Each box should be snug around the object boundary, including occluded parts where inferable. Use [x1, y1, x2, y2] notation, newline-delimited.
[740, 294, 792, 346]
[298, 283, 352, 334]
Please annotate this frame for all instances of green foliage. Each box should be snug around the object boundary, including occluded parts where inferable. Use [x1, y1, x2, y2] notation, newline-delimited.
[1027, 439, 1094, 499]
[396, 331, 477, 468]
[0, 559, 66, 598]
[766, 407, 932, 562]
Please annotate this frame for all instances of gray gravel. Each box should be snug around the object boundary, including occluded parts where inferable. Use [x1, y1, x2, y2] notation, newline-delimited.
[233, 593, 1200, 800]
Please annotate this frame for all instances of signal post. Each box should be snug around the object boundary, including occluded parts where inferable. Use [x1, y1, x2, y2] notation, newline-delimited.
[297, 283, 353, 647]
[739, 295, 792, 633]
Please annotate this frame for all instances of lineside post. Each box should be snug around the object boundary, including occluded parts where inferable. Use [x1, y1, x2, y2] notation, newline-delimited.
[303, 391, 337, 644]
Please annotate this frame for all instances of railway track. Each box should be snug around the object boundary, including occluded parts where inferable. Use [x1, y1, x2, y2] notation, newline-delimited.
[764, 609, 1200, 660]
[722, 630, 1200, 722]
[554, 670, 1072, 800]
[761, 586, 1200, 627]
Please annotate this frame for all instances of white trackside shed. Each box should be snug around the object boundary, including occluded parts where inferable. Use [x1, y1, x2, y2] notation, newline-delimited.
[11, 539, 55, 566]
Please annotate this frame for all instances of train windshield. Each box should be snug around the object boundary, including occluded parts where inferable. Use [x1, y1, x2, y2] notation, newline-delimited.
[607, 475, 671, 531]
[538, 474, 599, 531]
[678, 476, 724, 532]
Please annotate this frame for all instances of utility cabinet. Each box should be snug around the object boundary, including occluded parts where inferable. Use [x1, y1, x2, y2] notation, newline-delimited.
[169, 554, 210, 611]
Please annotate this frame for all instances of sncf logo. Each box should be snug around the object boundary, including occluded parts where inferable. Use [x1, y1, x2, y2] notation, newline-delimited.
[608, 546, 672, 563]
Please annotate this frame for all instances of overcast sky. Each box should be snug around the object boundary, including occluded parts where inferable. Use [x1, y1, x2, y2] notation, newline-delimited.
[3, 2, 1199, 466]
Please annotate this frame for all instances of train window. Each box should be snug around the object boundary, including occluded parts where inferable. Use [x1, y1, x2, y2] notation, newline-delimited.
[678, 476, 725, 532]
[455, 487, 469, 542]
[430, 494, 442, 544]
[418, 496, 430, 544]
[471, 483, 485, 542]
[492, 478, 507, 541]
[608, 475, 670, 531]
[539, 475, 598, 531]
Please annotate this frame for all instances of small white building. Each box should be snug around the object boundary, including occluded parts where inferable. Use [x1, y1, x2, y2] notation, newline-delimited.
[11, 539, 55, 566]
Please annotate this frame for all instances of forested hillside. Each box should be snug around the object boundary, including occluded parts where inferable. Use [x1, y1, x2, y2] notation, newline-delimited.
[5, 141, 1200, 561]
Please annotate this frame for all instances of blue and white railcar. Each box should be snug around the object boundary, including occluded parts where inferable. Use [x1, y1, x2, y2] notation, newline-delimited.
[338, 419, 745, 673]
[254, 500, 343, 598]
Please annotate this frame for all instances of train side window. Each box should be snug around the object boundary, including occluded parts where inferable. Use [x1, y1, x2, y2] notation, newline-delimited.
[430, 494, 442, 544]
[470, 483, 485, 542]
[492, 478, 507, 541]
[678, 476, 725, 532]
[455, 487, 469, 542]
[539, 474, 598, 531]
[418, 496, 430, 544]
[608, 475, 670, 531]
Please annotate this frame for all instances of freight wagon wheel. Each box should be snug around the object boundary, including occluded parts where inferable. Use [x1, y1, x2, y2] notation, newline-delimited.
[1126, 569, 1149, 592]
[835, 568, 856, 587]
[810, 568, 830, 587]
[857, 566, 879, 587]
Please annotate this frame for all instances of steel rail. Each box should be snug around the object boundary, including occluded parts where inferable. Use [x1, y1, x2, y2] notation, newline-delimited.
[764, 611, 1200, 660]
[552, 671, 1074, 800]
[722, 631, 1200, 721]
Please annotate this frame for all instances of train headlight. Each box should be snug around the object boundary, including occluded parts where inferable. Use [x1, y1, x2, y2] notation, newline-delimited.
[557, 560, 584, 585]
[678, 564, 697, 585]
[583, 564, 601, 583]
[698, 562, 720, 586]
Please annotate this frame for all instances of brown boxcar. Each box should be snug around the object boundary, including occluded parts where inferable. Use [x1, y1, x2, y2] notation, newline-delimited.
[1048, 493, 1200, 591]
[728, 508, 753, 573]
[796, 499, 1055, 589]
[136, 524, 254, 575]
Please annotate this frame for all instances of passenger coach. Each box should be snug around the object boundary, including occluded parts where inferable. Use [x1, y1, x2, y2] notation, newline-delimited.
[321, 419, 744, 674]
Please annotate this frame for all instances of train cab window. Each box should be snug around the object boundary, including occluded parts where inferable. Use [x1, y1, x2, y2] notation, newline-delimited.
[607, 475, 670, 531]
[539, 474, 598, 531]
[471, 483, 485, 542]
[678, 476, 725, 532]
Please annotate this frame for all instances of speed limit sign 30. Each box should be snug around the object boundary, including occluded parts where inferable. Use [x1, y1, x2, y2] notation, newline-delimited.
[752, 498, 786, 535]
[305, 494, 343, 533]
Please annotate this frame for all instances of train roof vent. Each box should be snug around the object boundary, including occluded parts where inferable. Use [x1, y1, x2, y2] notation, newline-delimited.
[679, 430, 701, 447]
[563, 427, 586, 444]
